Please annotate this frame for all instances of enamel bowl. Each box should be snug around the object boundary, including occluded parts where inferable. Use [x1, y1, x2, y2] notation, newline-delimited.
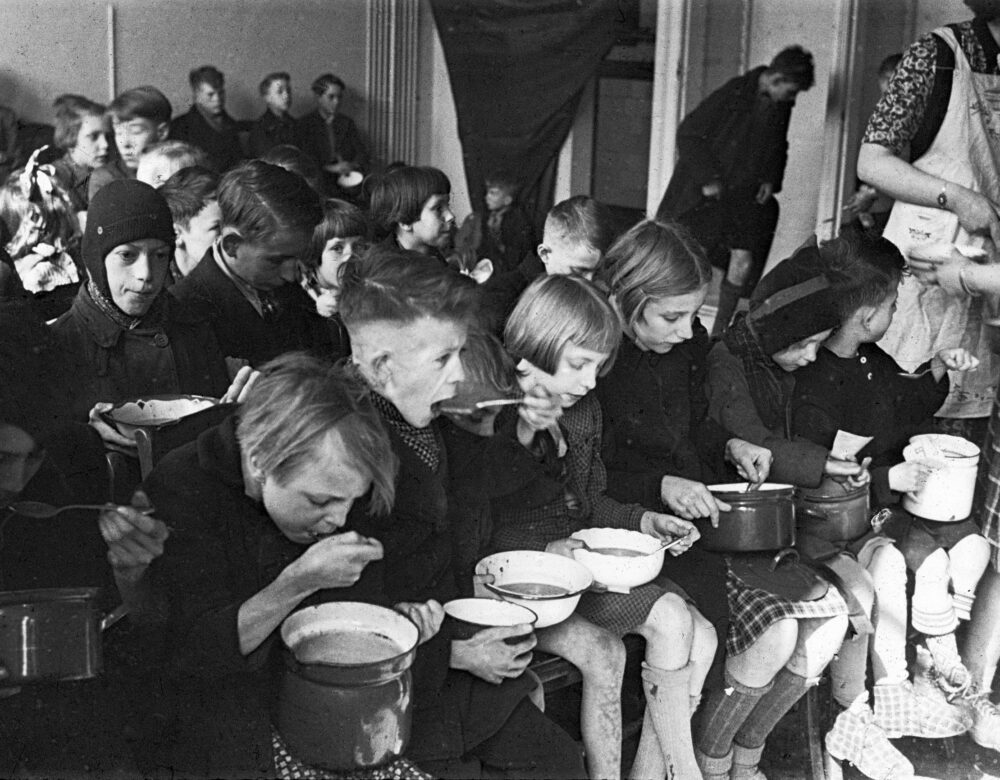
[570, 528, 664, 591]
[474, 550, 593, 627]
[102, 394, 218, 440]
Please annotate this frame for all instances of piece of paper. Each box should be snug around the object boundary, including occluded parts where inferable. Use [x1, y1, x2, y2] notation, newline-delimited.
[831, 429, 873, 461]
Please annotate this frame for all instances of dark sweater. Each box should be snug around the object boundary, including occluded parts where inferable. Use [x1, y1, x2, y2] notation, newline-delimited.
[169, 106, 245, 172]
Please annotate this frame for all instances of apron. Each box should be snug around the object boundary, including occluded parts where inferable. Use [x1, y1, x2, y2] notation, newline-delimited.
[878, 26, 1000, 418]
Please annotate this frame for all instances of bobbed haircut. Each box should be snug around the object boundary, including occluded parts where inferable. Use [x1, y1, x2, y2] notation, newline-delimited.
[108, 85, 172, 125]
[338, 245, 480, 330]
[237, 352, 397, 515]
[217, 160, 323, 243]
[189, 65, 224, 91]
[504, 274, 622, 377]
[603, 219, 712, 333]
[312, 73, 346, 95]
[159, 166, 220, 228]
[305, 198, 370, 270]
[52, 94, 107, 150]
[460, 331, 520, 399]
[821, 230, 906, 320]
[768, 45, 815, 90]
[367, 166, 451, 240]
[259, 71, 291, 96]
[545, 195, 615, 255]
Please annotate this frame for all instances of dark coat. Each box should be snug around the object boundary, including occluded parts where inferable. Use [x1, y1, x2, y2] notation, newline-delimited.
[51, 285, 231, 420]
[298, 110, 369, 170]
[658, 66, 792, 219]
[597, 326, 731, 510]
[248, 109, 302, 158]
[169, 248, 332, 367]
[169, 106, 245, 172]
[479, 250, 544, 334]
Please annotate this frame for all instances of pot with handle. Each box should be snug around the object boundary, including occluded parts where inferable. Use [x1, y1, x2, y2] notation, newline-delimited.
[277, 602, 420, 771]
[0, 587, 128, 686]
[699, 483, 797, 553]
[902, 434, 979, 521]
[795, 478, 871, 544]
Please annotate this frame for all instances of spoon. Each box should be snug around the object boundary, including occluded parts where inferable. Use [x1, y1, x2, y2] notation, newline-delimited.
[578, 536, 685, 557]
[897, 368, 934, 379]
[437, 398, 524, 415]
[6, 501, 156, 519]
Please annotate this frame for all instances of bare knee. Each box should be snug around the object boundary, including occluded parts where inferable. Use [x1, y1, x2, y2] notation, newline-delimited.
[643, 593, 693, 641]
[870, 543, 907, 583]
[915, 548, 950, 586]
[690, 607, 718, 661]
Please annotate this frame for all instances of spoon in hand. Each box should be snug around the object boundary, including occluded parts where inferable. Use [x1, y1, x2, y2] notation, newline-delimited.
[6, 501, 156, 519]
[578, 536, 685, 557]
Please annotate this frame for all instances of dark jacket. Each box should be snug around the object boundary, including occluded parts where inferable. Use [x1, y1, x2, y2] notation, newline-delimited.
[455, 206, 536, 277]
[297, 110, 369, 171]
[480, 250, 544, 334]
[248, 109, 302, 158]
[169, 106, 245, 172]
[597, 326, 732, 510]
[50, 154, 93, 212]
[658, 66, 792, 219]
[51, 285, 231, 420]
[88, 157, 132, 202]
[169, 248, 332, 367]
[792, 343, 948, 507]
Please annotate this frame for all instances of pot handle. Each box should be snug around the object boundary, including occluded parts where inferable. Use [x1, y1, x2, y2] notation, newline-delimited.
[796, 507, 828, 523]
[100, 604, 129, 633]
[770, 548, 799, 572]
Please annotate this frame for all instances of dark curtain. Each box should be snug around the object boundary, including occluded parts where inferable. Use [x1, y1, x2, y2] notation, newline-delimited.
[428, 0, 619, 230]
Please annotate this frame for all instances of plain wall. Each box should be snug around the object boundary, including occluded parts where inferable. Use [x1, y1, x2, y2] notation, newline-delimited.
[0, 0, 368, 129]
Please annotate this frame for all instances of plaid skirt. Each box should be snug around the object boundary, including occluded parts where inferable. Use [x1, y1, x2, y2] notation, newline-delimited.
[726, 569, 848, 657]
[576, 574, 691, 638]
[272, 728, 432, 780]
[976, 396, 1000, 570]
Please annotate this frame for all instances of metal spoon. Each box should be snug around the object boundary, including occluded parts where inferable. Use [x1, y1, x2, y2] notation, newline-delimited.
[6, 501, 156, 519]
[578, 536, 685, 557]
[437, 398, 523, 415]
[897, 368, 934, 379]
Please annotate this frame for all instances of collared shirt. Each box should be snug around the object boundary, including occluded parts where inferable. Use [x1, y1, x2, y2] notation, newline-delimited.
[211, 241, 268, 317]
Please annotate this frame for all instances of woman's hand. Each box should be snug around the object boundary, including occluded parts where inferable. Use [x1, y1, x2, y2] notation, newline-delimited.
[725, 438, 773, 485]
[545, 537, 585, 559]
[314, 289, 339, 318]
[888, 461, 937, 493]
[660, 476, 729, 526]
[220, 365, 261, 404]
[907, 245, 972, 295]
[98, 490, 169, 581]
[639, 511, 700, 555]
[395, 600, 445, 645]
[88, 402, 138, 454]
[515, 383, 562, 447]
[951, 187, 1000, 250]
[450, 626, 535, 684]
[290, 532, 384, 592]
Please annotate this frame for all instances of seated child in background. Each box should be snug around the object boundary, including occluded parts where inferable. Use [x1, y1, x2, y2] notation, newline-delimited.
[136, 140, 210, 188]
[0, 150, 81, 317]
[490, 273, 715, 780]
[301, 197, 368, 360]
[454, 171, 535, 276]
[159, 165, 221, 280]
[791, 231, 997, 760]
[484, 194, 614, 330]
[89, 85, 171, 200]
[368, 165, 455, 260]
[49, 94, 110, 215]
[260, 143, 326, 196]
[249, 72, 301, 158]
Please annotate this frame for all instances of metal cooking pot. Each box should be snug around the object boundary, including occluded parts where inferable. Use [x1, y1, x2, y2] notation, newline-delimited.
[699, 483, 797, 553]
[0, 587, 126, 686]
[795, 478, 870, 543]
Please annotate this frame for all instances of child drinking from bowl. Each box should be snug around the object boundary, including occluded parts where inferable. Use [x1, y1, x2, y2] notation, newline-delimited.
[487, 273, 717, 780]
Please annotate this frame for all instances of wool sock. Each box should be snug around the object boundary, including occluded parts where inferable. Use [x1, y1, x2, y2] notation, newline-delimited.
[695, 673, 772, 758]
[734, 666, 813, 749]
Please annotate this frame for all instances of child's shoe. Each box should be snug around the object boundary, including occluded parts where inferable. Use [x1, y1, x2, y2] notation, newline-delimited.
[826, 696, 914, 779]
[958, 683, 1000, 751]
[873, 677, 971, 739]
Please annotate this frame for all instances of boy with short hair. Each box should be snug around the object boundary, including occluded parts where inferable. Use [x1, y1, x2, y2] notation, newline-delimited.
[249, 72, 300, 158]
[484, 194, 613, 330]
[159, 165, 221, 280]
[88, 86, 171, 201]
[170, 65, 245, 172]
[454, 171, 535, 276]
[136, 140, 210, 188]
[169, 159, 330, 367]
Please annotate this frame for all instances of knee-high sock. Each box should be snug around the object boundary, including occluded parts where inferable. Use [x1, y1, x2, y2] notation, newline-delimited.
[734, 667, 814, 749]
[949, 535, 990, 622]
[695, 673, 772, 759]
[633, 662, 701, 780]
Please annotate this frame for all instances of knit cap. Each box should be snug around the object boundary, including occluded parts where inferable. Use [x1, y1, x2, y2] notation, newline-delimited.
[82, 179, 176, 297]
[747, 239, 841, 356]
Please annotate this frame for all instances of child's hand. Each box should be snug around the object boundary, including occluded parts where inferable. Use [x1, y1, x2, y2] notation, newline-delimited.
[888, 461, 937, 493]
[824, 457, 864, 478]
[639, 512, 700, 555]
[934, 348, 979, 373]
[314, 289, 339, 318]
[545, 537, 585, 559]
[515, 383, 562, 446]
[394, 600, 444, 645]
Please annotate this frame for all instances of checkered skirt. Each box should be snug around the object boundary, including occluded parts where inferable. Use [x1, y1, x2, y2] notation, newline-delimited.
[976, 396, 1000, 570]
[272, 727, 431, 780]
[726, 569, 848, 656]
[575, 574, 691, 638]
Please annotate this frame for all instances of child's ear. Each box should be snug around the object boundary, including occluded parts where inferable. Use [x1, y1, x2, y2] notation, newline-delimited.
[857, 305, 879, 331]
[155, 122, 169, 142]
[537, 244, 549, 266]
[173, 223, 186, 251]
